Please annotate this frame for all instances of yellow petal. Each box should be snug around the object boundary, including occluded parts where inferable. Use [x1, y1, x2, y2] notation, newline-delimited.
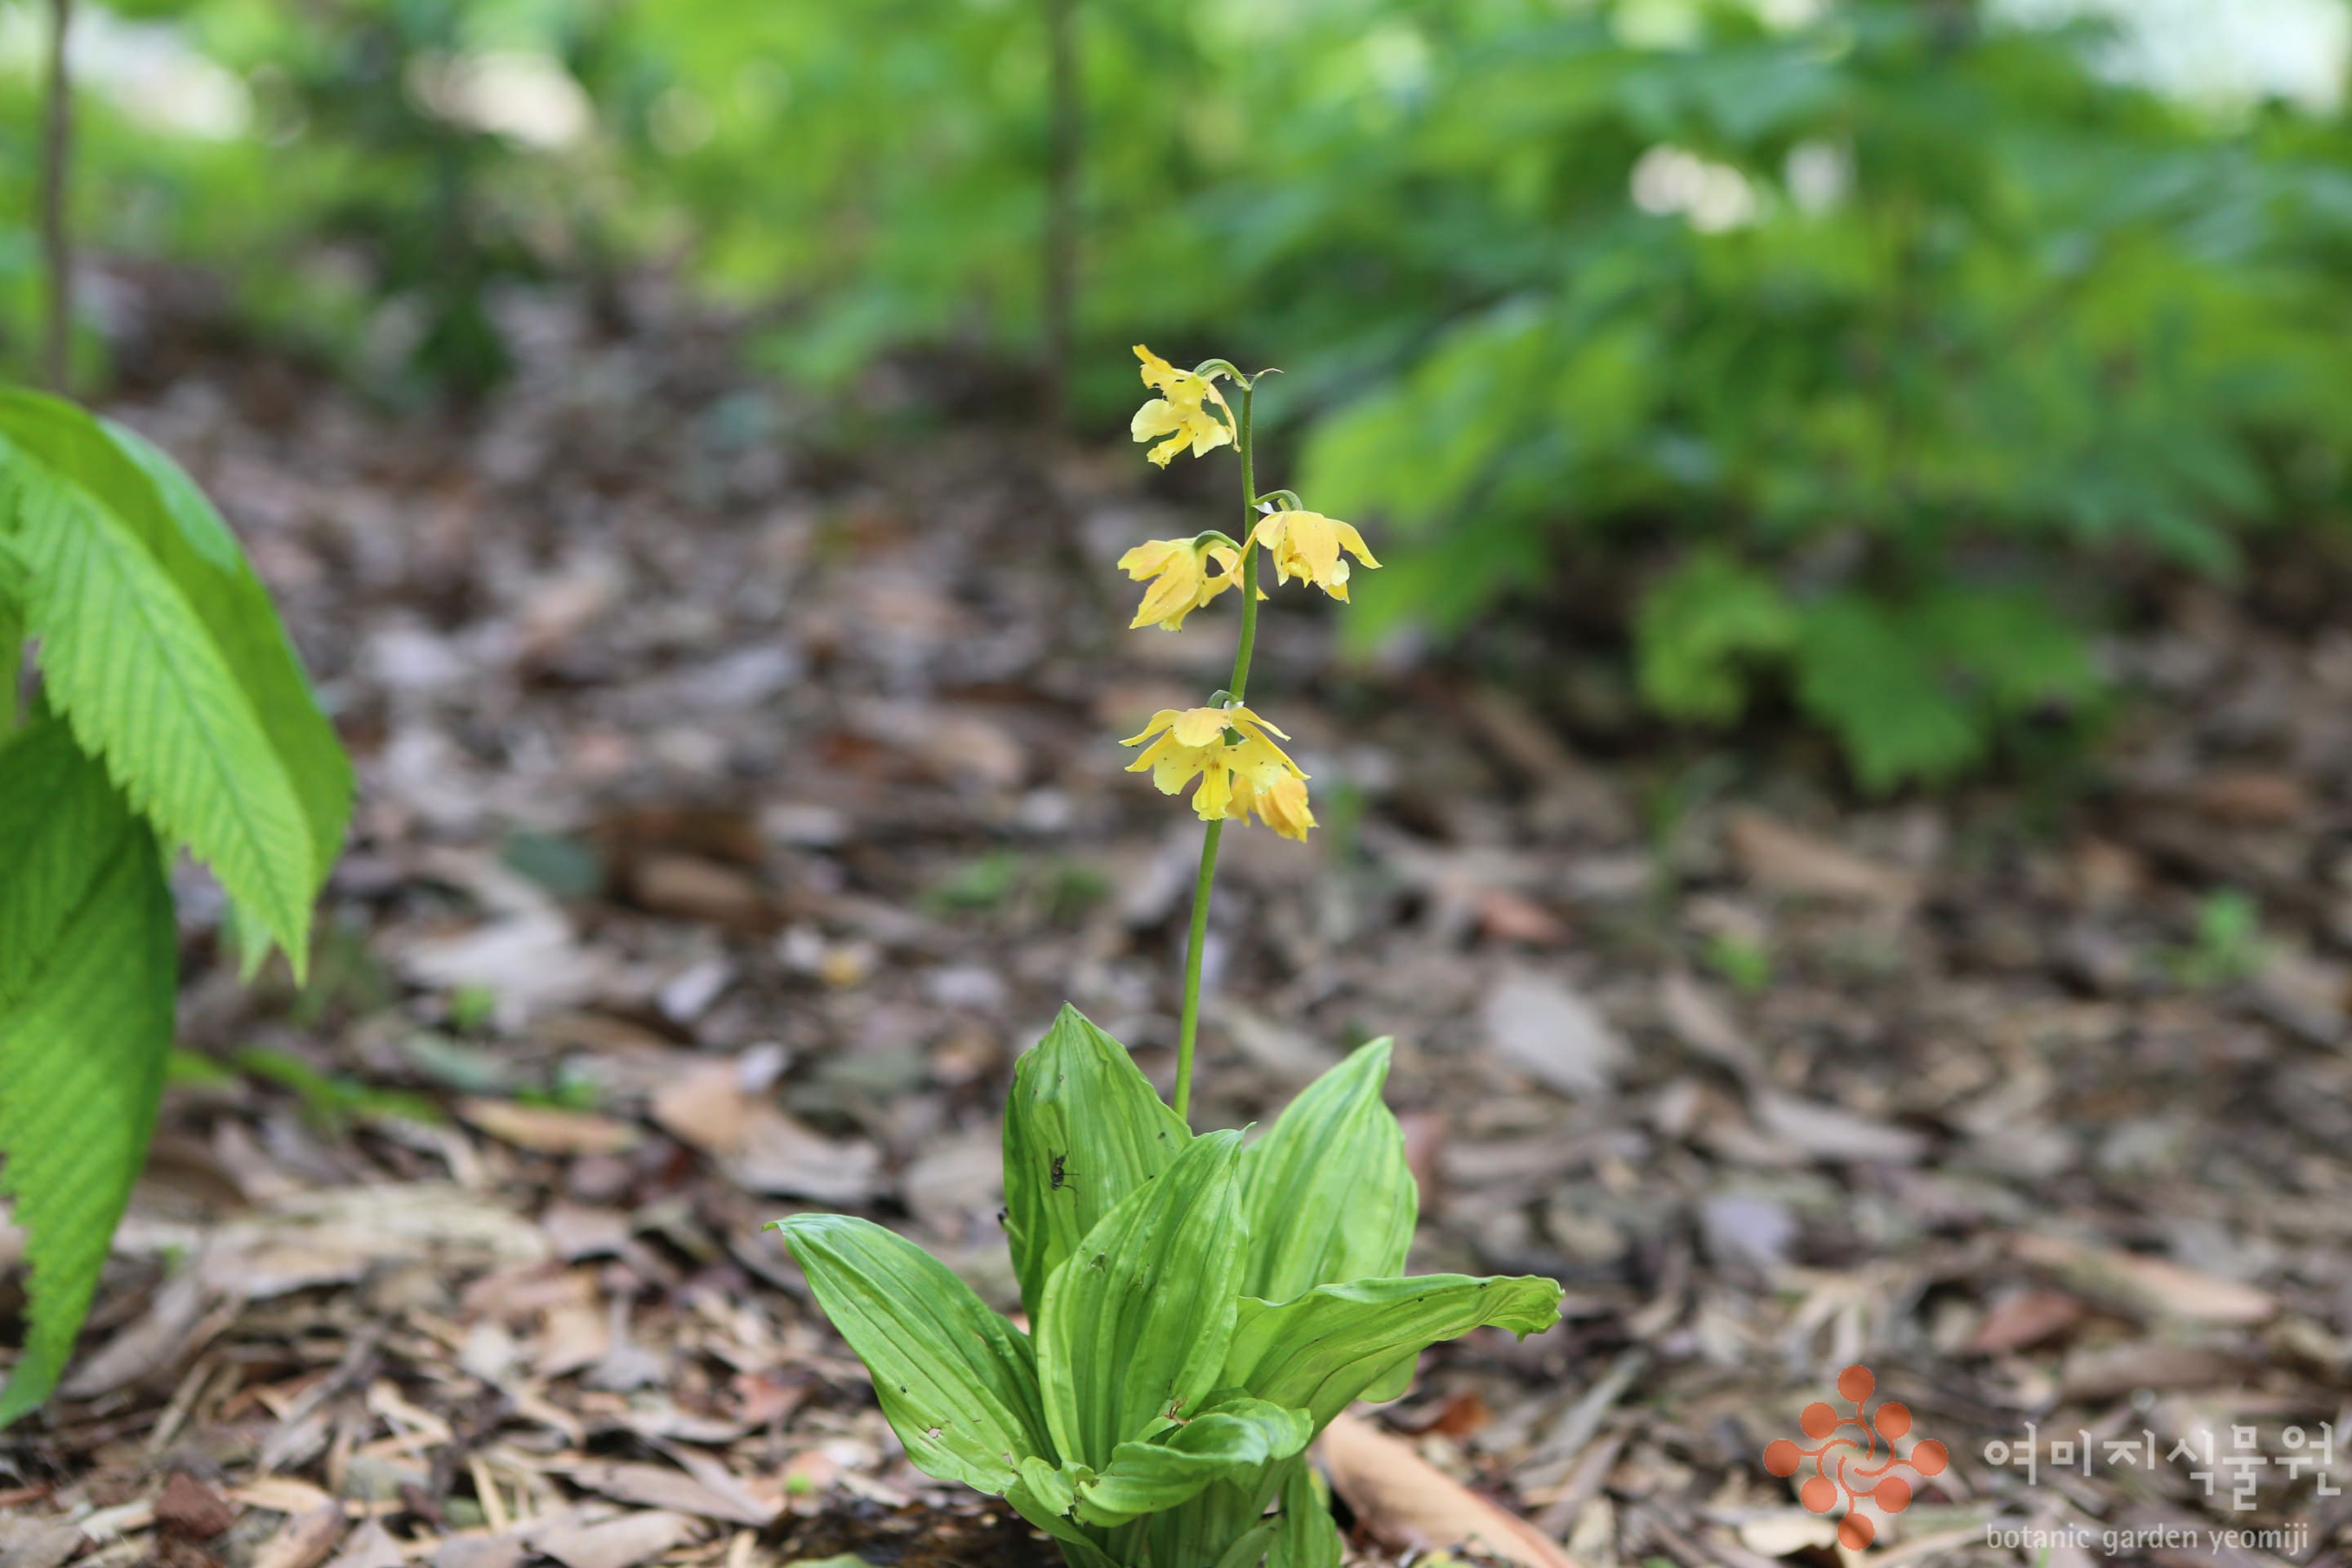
[1148, 431, 1187, 467]
[1118, 538, 1187, 578]
[1288, 512, 1343, 586]
[1194, 765, 1234, 820]
[1121, 709, 1183, 746]
[1152, 749, 1204, 794]
[1334, 520, 1380, 568]
[1134, 344, 1177, 389]
[1261, 775, 1316, 840]
[1227, 705, 1287, 740]
[1132, 576, 1196, 630]
[1132, 399, 1185, 443]
[1170, 707, 1229, 747]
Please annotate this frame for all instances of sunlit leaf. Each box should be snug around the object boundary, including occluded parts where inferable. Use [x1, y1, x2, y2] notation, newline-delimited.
[1004, 1004, 1192, 1321]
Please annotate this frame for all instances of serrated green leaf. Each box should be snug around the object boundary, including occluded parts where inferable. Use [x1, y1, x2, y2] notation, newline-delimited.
[0, 721, 136, 996]
[1224, 1274, 1563, 1431]
[0, 724, 175, 1426]
[1039, 1129, 1247, 1472]
[1077, 1395, 1312, 1527]
[1240, 1038, 1416, 1304]
[1004, 1003, 1192, 1321]
[1271, 1462, 1342, 1568]
[2, 442, 318, 971]
[0, 390, 350, 973]
[772, 1214, 1051, 1495]
[101, 418, 353, 887]
[1635, 547, 1799, 724]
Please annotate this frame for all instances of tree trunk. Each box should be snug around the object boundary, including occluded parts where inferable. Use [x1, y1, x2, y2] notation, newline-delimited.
[41, 0, 75, 395]
[1040, 0, 1080, 427]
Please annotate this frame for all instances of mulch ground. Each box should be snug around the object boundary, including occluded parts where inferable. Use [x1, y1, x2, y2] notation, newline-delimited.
[4, 283, 2351, 1568]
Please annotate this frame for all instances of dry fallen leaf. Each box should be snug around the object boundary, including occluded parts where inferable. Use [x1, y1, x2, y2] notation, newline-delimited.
[558, 1459, 773, 1527]
[323, 1521, 406, 1568]
[0, 1519, 84, 1568]
[155, 1472, 238, 1541]
[1969, 1290, 2087, 1355]
[722, 1108, 884, 1205]
[650, 1060, 758, 1155]
[252, 1502, 349, 1568]
[1319, 1413, 1580, 1568]
[530, 1511, 702, 1568]
[1482, 972, 1627, 1097]
[2011, 1233, 2274, 1325]
[1725, 811, 1919, 906]
[1750, 1089, 1927, 1165]
[459, 1099, 642, 1156]
[1735, 1511, 1840, 1557]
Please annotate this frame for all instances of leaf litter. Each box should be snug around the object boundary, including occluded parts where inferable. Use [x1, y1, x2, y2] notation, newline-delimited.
[2, 287, 2350, 1566]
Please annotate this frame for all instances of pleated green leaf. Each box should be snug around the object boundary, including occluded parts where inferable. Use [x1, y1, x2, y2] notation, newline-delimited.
[1209, 1517, 1282, 1568]
[1009, 1457, 1119, 1568]
[1270, 1463, 1343, 1568]
[1224, 1274, 1563, 1430]
[0, 722, 176, 1426]
[1039, 1129, 1247, 1471]
[773, 1214, 1052, 1495]
[1004, 1004, 1192, 1320]
[0, 390, 350, 977]
[1077, 1395, 1312, 1527]
[1239, 1038, 1416, 1303]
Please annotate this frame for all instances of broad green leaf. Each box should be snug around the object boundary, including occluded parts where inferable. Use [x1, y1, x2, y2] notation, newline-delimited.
[1039, 1129, 1246, 1472]
[0, 725, 176, 1426]
[1209, 1517, 1282, 1568]
[1077, 1395, 1312, 1527]
[1240, 1038, 1416, 1303]
[773, 1214, 1050, 1495]
[1271, 1462, 1343, 1568]
[1004, 1003, 1192, 1320]
[2, 451, 316, 973]
[0, 595, 20, 732]
[1224, 1274, 1563, 1430]
[0, 391, 351, 971]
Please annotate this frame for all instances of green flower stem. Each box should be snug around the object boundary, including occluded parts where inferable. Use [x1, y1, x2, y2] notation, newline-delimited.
[1172, 817, 1222, 1121]
[1173, 380, 1260, 1124]
[1227, 386, 1262, 704]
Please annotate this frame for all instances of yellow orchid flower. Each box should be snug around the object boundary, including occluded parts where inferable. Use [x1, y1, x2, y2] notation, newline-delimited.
[1252, 509, 1379, 600]
[1121, 704, 1312, 833]
[1131, 344, 1234, 467]
[1119, 537, 1243, 630]
[1231, 768, 1316, 842]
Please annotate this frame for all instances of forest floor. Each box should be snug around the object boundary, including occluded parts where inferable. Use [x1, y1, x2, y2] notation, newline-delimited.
[5, 287, 2352, 1568]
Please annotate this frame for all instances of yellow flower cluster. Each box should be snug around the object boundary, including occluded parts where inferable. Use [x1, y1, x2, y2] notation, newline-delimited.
[1116, 344, 1383, 842]
[1123, 706, 1316, 841]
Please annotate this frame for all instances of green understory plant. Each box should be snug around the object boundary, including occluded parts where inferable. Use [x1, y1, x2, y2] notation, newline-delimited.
[773, 349, 1563, 1567]
[0, 389, 351, 1424]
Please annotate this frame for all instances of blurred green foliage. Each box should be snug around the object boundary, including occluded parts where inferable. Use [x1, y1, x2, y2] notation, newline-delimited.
[11, 0, 2352, 785]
